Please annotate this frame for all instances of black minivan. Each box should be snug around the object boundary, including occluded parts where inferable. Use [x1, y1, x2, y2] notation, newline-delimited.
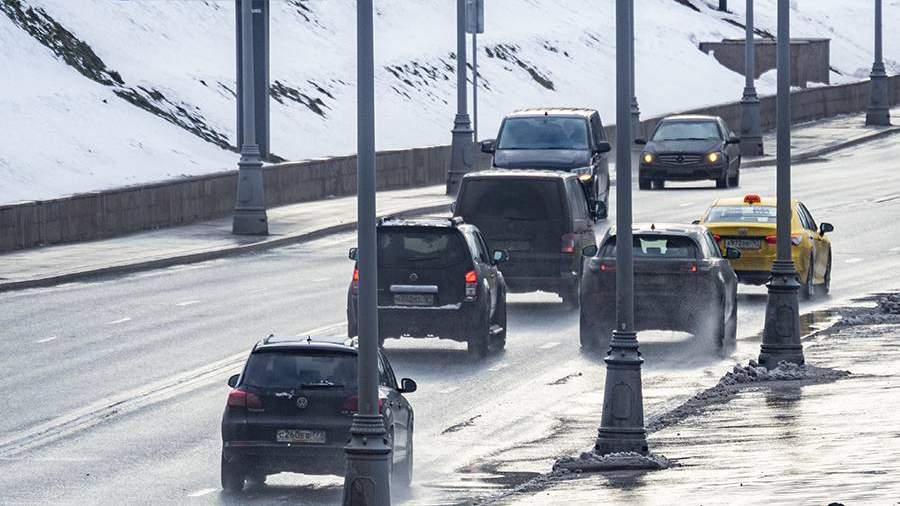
[453, 170, 596, 306]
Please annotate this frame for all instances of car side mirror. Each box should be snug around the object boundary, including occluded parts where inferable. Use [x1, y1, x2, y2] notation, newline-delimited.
[594, 141, 612, 154]
[634, 138, 647, 146]
[449, 201, 457, 214]
[727, 136, 741, 144]
[582, 244, 599, 257]
[480, 140, 496, 154]
[227, 374, 240, 388]
[819, 222, 834, 235]
[399, 378, 417, 394]
[691, 219, 701, 225]
[724, 247, 742, 260]
[492, 249, 509, 264]
[348, 247, 358, 261]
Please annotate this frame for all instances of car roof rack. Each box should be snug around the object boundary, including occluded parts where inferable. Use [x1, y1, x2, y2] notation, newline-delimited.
[449, 216, 464, 226]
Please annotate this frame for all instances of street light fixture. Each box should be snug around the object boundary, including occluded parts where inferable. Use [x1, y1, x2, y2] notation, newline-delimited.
[446, 0, 475, 196]
[342, 0, 392, 504]
[232, 0, 268, 235]
[866, 0, 891, 126]
[740, 0, 764, 156]
[759, 0, 804, 368]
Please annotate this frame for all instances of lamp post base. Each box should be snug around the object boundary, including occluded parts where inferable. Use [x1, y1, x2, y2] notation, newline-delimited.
[232, 145, 268, 236]
[446, 114, 474, 196]
[342, 414, 392, 506]
[759, 260, 804, 367]
[866, 69, 891, 127]
[595, 330, 649, 456]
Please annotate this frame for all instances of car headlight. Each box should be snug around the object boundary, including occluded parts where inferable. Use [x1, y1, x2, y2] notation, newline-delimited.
[571, 166, 594, 181]
[642, 153, 654, 164]
[706, 152, 721, 164]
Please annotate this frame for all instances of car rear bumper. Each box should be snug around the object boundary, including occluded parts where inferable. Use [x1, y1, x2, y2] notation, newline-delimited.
[223, 442, 346, 476]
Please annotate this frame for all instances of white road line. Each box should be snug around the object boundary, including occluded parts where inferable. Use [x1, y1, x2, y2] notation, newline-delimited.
[312, 277, 331, 283]
[679, 201, 697, 207]
[488, 362, 509, 372]
[175, 300, 200, 307]
[539, 341, 560, 350]
[187, 488, 217, 498]
[845, 257, 863, 264]
[35, 336, 58, 344]
[108, 317, 131, 325]
[438, 386, 460, 394]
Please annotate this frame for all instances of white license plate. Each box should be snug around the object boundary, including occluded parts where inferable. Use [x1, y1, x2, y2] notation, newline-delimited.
[725, 238, 761, 250]
[276, 429, 326, 444]
[394, 293, 434, 306]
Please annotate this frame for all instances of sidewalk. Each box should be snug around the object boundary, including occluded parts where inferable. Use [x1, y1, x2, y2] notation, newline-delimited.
[501, 295, 900, 505]
[0, 185, 450, 291]
[2, 109, 898, 292]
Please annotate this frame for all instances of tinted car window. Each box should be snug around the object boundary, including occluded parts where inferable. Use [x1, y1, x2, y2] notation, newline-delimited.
[590, 114, 605, 144]
[242, 351, 357, 388]
[458, 179, 563, 222]
[602, 235, 699, 259]
[706, 205, 777, 224]
[566, 179, 589, 220]
[497, 117, 590, 150]
[463, 232, 486, 263]
[378, 229, 467, 268]
[704, 232, 721, 258]
[798, 204, 817, 230]
[652, 121, 722, 141]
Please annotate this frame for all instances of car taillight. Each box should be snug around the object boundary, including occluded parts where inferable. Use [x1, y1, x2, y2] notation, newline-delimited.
[341, 395, 384, 414]
[600, 263, 615, 272]
[680, 263, 698, 273]
[227, 389, 263, 409]
[765, 234, 802, 245]
[561, 233, 577, 253]
[351, 266, 359, 294]
[465, 270, 478, 300]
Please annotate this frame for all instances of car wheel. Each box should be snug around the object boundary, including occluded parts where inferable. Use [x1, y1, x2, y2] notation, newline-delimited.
[221, 452, 245, 494]
[823, 251, 832, 295]
[579, 311, 611, 351]
[716, 165, 728, 189]
[728, 167, 740, 188]
[491, 294, 507, 351]
[711, 295, 727, 345]
[724, 288, 737, 344]
[467, 312, 490, 359]
[801, 254, 815, 300]
[394, 425, 414, 489]
[561, 279, 580, 310]
[639, 177, 651, 190]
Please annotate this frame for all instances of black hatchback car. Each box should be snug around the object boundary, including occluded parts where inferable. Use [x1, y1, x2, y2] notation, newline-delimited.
[637, 115, 741, 190]
[480, 108, 612, 219]
[347, 217, 508, 358]
[579, 224, 740, 349]
[454, 170, 596, 307]
[221, 337, 417, 493]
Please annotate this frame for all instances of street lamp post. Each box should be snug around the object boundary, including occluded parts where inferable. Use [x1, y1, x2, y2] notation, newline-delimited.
[629, 0, 641, 144]
[342, 0, 392, 504]
[759, 0, 804, 368]
[446, 0, 474, 196]
[866, 0, 891, 126]
[595, 0, 649, 457]
[232, 0, 268, 235]
[740, 0, 764, 156]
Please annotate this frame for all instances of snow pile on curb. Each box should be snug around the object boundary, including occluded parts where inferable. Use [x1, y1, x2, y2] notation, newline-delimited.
[838, 293, 900, 327]
[554, 451, 671, 473]
[717, 360, 847, 386]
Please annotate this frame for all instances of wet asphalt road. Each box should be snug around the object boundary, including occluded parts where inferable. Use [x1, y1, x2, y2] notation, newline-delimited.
[1, 138, 900, 504]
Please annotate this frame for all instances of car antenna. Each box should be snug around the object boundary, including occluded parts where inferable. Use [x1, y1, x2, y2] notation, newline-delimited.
[306, 335, 312, 344]
[651, 223, 656, 231]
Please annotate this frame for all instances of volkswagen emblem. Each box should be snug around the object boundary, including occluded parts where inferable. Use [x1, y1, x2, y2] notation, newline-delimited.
[296, 396, 309, 409]
[409, 273, 418, 282]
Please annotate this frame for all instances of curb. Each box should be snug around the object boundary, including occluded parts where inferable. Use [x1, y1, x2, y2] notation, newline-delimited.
[0, 201, 452, 293]
[742, 126, 900, 168]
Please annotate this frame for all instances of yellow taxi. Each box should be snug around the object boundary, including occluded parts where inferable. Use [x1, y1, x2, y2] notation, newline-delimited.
[698, 194, 834, 298]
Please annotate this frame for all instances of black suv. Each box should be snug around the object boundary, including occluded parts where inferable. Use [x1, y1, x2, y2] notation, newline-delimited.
[221, 337, 417, 492]
[454, 170, 597, 307]
[480, 108, 612, 219]
[637, 115, 741, 190]
[347, 217, 508, 359]
[579, 224, 739, 350]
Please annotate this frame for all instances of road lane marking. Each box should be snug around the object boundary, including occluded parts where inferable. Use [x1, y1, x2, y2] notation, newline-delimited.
[438, 386, 460, 394]
[107, 317, 131, 325]
[0, 321, 344, 458]
[845, 257, 863, 264]
[538, 341, 560, 350]
[679, 201, 697, 207]
[35, 336, 58, 344]
[175, 300, 200, 307]
[187, 488, 217, 498]
[312, 277, 331, 283]
[488, 362, 509, 372]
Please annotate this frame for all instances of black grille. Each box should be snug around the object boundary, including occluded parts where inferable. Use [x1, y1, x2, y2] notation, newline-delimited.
[658, 153, 704, 165]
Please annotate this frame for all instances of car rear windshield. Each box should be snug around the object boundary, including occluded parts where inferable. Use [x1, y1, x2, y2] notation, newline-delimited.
[706, 205, 777, 223]
[458, 179, 563, 221]
[602, 235, 699, 258]
[242, 351, 357, 389]
[652, 121, 721, 141]
[497, 117, 590, 150]
[378, 228, 468, 268]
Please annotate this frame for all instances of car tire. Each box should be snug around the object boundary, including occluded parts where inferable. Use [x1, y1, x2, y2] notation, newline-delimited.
[221, 452, 245, 494]
[467, 312, 490, 359]
[823, 251, 832, 295]
[801, 254, 815, 300]
[724, 288, 737, 344]
[716, 165, 728, 189]
[709, 295, 727, 345]
[579, 311, 611, 351]
[639, 178, 651, 190]
[561, 280, 580, 310]
[394, 425, 414, 489]
[728, 167, 740, 188]
[491, 295, 507, 352]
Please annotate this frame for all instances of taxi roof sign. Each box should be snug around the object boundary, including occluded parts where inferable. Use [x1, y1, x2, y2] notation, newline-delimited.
[744, 194, 762, 205]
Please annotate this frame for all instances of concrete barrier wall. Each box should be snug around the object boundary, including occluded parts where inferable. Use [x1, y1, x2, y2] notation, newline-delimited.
[2, 76, 898, 253]
[699, 39, 830, 88]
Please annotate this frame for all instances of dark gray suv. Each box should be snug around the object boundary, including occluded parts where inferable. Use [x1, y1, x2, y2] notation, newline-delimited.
[480, 108, 612, 219]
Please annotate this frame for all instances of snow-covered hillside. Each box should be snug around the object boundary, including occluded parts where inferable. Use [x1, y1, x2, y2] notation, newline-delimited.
[1, 0, 897, 204]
